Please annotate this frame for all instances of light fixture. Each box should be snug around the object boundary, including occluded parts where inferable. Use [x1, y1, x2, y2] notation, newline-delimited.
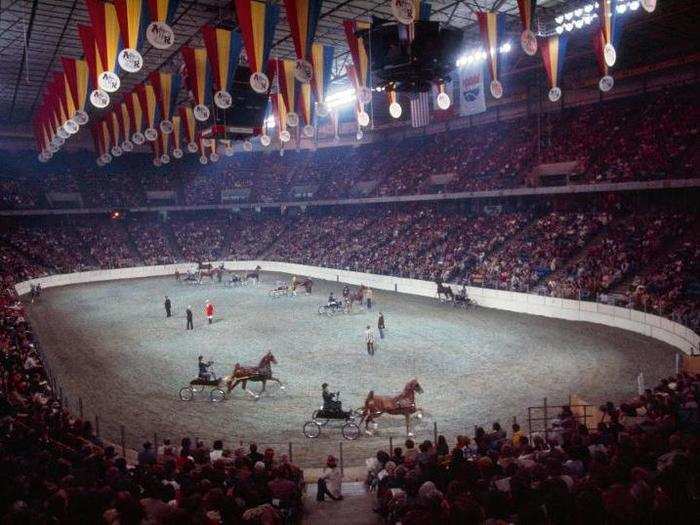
[389, 101, 402, 118]
[616, 3, 627, 14]
[500, 42, 512, 53]
[564, 12, 574, 20]
[574, 19, 584, 28]
[574, 8, 583, 17]
[564, 22, 574, 31]
[629, 0, 640, 10]
[555, 25, 564, 34]
[555, 15, 564, 24]
[584, 4, 594, 13]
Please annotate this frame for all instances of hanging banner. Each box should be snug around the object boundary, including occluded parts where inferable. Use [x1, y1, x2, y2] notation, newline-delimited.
[597, 0, 617, 67]
[299, 82, 314, 137]
[91, 123, 105, 165]
[137, 83, 159, 140]
[201, 25, 243, 109]
[171, 115, 183, 157]
[78, 25, 111, 108]
[282, 0, 323, 83]
[85, 0, 123, 93]
[346, 64, 369, 126]
[458, 63, 486, 116]
[276, 59, 298, 127]
[114, 0, 148, 73]
[52, 73, 77, 136]
[160, 130, 171, 163]
[540, 35, 567, 102]
[126, 89, 145, 143]
[179, 105, 198, 152]
[149, 70, 181, 133]
[181, 47, 212, 121]
[234, 0, 281, 93]
[593, 30, 614, 92]
[109, 110, 123, 156]
[476, 11, 505, 99]
[146, 0, 180, 49]
[151, 132, 162, 165]
[310, 43, 333, 117]
[343, 19, 371, 105]
[118, 101, 133, 150]
[516, 0, 537, 56]
[271, 92, 290, 143]
[61, 58, 90, 125]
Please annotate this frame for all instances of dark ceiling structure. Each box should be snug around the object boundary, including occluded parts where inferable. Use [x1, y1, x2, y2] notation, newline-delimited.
[0, 0, 696, 127]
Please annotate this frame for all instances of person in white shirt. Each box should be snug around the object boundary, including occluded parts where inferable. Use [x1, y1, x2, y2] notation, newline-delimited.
[210, 440, 224, 462]
[365, 325, 375, 355]
[317, 455, 343, 501]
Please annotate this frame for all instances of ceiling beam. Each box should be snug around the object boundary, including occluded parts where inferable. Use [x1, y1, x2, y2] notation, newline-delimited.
[7, 0, 40, 122]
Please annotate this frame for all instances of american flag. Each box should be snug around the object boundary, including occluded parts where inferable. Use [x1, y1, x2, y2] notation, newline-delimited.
[410, 92, 431, 128]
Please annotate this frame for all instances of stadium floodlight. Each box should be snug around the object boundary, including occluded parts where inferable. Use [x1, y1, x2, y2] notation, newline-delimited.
[555, 15, 564, 24]
[325, 88, 357, 109]
[555, 25, 565, 34]
[575, 19, 584, 28]
[629, 0, 640, 10]
[584, 4, 594, 13]
[500, 42, 512, 53]
[617, 3, 628, 13]
[575, 8, 583, 17]
[564, 12, 574, 20]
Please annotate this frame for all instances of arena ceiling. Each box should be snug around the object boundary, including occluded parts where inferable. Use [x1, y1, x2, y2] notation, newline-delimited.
[0, 0, 696, 127]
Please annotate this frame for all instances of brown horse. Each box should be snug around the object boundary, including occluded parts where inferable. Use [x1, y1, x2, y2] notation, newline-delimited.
[360, 379, 424, 437]
[226, 351, 282, 399]
[345, 284, 368, 312]
[291, 276, 313, 294]
[436, 280, 454, 301]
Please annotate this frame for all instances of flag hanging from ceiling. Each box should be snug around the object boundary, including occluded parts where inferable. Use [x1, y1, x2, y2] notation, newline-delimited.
[276, 59, 298, 129]
[85, 0, 123, 94]
[343, 19, 371, 118]
[126, 89, 146, 144]
[201, 25, 244, 109]
[476, 11, 505, 99]
[150, 132, 162, 165]
[118, 101, 133, 150]
[149, 71, 181, 134]
[282, 0, 323, 83]
[234, 0, 281, 94]
[516, 0, 537, 56]
[410, 92, 430, 128]
[539, 35, 567, 102]
[108, 110, 123, 157]
[160, 130, 171, 163]
[137, 83, 160, 141]
[114, 0, 148, 73]
[181, 47, 213, 121]
[310, 43, 333, 113]
[171, 115, 183, 158]
[298, 82, 314, 137]
[52, 73, 75, 136]
[61, 58, 90, 126]
[458, 62, 486, 117]
[78, 25, 110, 108]
[271, 92, 290, 144]
[91, 122, 106, 165]
[346, 64, 369, 127]
[597, 0, 618, 68]
[178, 105, 198, 153]
[145, 0, 181, 49]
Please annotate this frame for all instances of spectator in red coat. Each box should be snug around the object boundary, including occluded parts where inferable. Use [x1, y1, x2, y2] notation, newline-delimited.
[204, 300, 214, 324]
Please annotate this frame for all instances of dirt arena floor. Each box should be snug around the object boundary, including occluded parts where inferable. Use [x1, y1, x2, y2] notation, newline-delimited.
[25, 272, 678, 467]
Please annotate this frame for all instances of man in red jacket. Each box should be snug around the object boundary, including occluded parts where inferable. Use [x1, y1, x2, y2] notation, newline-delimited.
[204, 300, 214, 324]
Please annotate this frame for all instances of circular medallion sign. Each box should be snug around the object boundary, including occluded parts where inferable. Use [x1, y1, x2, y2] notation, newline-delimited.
[118, 48, 143, 73]
[194, 104, 210, 122]
[641, 0, 656, 13]
[90, 89, 109, 108]
[490, 80, 503, 99]
[294, 59, 313, 83]
[286, 112, 299, 127]
[303, 124, 314, 138]
[520, 30, 538, 56]
[160, 153, 170, 164]
[250, 72, 270, 94]
[132, 132, 146, 145]
[64, 119, 79, 135]
[280, 130, 291, 143]
[172, 148, 183, 159]
[145, 128, 158, 141]
[548, 86, 562, 102]
[199, 155, 208, 165]
[260, 134, 271, 147]
[98, 71, 120, 93]
[187, 142, 198, 153]
[74, 110, 89, 125]
[122, 140, 134, 152]
[357, 110, 370, 127]
[214, 90, 232, 109]
[57, 127, 69, 140]
[436, 92, 450, 110]
[210, 152, 219, 163]
[146, 21, 175, 50]
[160, 119, 174, 134]
[603, 43, 616, 67]
[599, 75, 614, 92]
[243, 140, 253, 152]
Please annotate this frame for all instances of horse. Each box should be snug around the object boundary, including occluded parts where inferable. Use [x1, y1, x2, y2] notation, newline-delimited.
[291, 276, 313, 294]
[435, 280, 454, 302]
[246, 265, 262, 284]
[359, 379, 424, 437]
[345, 284, 368, 312]
[198, 268, 222, 282]
[225, 351, 282, 399]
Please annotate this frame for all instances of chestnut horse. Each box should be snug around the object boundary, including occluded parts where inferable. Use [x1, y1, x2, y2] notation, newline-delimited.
[345, 284, 368, 312]
[291, 276, 313, 294]
[360, 379, 424, 436]
[436, 280, 454, 301]
[226, 351, 282, 399]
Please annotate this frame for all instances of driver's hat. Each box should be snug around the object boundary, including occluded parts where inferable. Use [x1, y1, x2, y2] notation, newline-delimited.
[322, 383, 329, 389]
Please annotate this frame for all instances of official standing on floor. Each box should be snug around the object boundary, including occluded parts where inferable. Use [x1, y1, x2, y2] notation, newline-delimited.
[186, 306, 194, 330]
[365, 325, 375, 356]
[365, 287, 373, 309]
[378, 312, 385, 339]
[164, 296, 172, 318]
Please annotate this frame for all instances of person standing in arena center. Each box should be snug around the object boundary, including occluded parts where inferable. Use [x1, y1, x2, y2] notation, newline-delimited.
[186, 306, 194, 330]
[365, 325, 375, 355]
[378, 312, 386, 339]
[164, 296, 172, 318]
[365, 287, 373, 309]
[204, 301, 214, 324]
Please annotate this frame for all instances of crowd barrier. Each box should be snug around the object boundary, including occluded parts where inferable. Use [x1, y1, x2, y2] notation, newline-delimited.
[15, 260, 698, 355]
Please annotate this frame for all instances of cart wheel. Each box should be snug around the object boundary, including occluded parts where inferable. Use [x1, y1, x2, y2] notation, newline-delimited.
[179, 387, 194, 401]
[210, 388, 226, 402]
[312, 410, 330, 427]
[342, 422, 360, 440]
[318, 305, 325, 315]
[191, 383, 205, 393]
[303, 421, 321, 438]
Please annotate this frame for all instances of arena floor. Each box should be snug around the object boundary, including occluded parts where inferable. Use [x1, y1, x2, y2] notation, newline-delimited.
[25, 272, 677, 467]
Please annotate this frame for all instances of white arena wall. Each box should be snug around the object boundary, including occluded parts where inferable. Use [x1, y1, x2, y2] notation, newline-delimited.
[15, 260, 698, 355]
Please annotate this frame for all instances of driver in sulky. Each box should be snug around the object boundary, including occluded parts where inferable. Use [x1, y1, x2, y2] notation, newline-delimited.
[198, 356, 213, 381]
